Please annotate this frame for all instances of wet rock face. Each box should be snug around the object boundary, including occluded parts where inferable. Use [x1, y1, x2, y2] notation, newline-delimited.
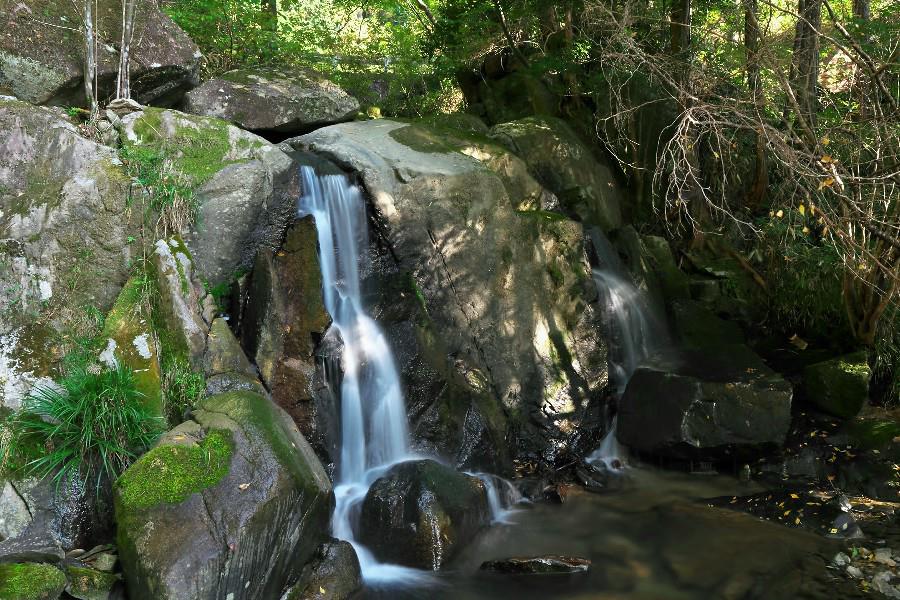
[114, 391, 333, 600]
[184, 67, 360, 135]
[282, 540, 362, 600]
[0, 98, 135, 409]
[803, 351, 871, 419]
[617, 345, 793, 460]
[358, 459, 490, 570]
[480, 555, 591, 575]
[240, 216, 335, 463]
[0, 0, 200, 107]
[287, 118, 609, 470]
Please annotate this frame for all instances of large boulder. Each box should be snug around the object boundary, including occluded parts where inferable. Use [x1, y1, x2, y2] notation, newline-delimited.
[281, 540, 362, 600]
[803, 351, 871, 419]
[0, 98, 135, 409]
[491, 116, 623, 231]
[358, 459, 490, 570]
[121, 108, 296, 286]
[287, 119, 608, 468]
[0, 0, 200, 107]
[184, 67, 360, 135]
[617, 345, 793, 459]
[115, 390, 333, 600]
[239, 216, 334, 463]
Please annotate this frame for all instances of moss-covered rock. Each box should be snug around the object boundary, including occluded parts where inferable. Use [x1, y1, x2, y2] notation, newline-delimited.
[1, 99, 135, 409]
[184, 66, 360, 134]
[0, 0, 199, 106]
[115, 390, 333, 600]
[153, 237, 207, 367]
[0, 562, 66, 600]
[64, 566, 118, 600]
[101, 276, 163, 418]
[803, 351, 871, 419]
[359, 459, 490, 570]
[121, 108, 296, 286]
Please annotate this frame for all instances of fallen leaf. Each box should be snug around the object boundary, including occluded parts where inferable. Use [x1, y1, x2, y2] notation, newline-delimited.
[790, 493, 800, 499]
[238, 483, 251, 491]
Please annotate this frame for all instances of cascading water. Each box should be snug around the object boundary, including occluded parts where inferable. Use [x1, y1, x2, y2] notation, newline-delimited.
[467, 473, 524, 525]
[587, 229, 668, 468]
[298, 165, 425, 584]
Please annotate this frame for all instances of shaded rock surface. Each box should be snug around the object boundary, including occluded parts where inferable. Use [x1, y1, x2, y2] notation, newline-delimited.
[121, 108, 296, 286]
[1, 99, 135, 408]
[184, 67, 359, 134]
[617, 345, 793, 459]
[114, 390, 333, 600]
[359, 459, 490, 570]
[491, 116, 622, 231]
[480, 555, 591, 575]
[0, 0, 200, 107]
[287, 118, 608, 469]
[281, 540, 361, 600]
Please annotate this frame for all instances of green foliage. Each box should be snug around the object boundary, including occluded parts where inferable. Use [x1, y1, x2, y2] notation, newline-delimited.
[120, 144, 199, 233]
[0, 365, 165, 491]
[116, 429, 233, 509]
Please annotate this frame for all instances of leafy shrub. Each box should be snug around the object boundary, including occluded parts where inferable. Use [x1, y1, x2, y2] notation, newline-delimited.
[1, 366, 165, 491]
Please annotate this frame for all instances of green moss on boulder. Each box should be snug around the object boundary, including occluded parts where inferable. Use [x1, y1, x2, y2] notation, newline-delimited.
[804, 351, 871, 419]
[64, 566, 118, 600]
[0, 562, 67, 600]
[116, 429, 234, 510]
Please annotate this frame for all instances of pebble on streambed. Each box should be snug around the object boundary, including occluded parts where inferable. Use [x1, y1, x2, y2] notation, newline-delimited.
[834, 547, 900, 598]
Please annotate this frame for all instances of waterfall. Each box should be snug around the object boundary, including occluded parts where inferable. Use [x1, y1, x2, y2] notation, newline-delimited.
[467, 473, 524, 525]
[298, 166, 425, 584]
[587, 230, 668, 468]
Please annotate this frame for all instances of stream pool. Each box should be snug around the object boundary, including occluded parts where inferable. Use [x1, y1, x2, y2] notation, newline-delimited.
[361, 468, 858, 600]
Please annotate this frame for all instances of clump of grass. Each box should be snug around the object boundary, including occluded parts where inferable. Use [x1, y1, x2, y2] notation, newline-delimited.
[1, 365, 165, 491]
[162, 355, 206, 425]
[120, 145, 198, 236]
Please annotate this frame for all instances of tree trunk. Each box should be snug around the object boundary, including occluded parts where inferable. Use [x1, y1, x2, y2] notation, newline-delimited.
[852, 0, 870, 21]
[852, 0, 870, 119]
[84, 0, 98, 118]
[261, 0, 278, 59]
[116, 0, 137, 100]
[790, 0, 821, 129]
[744, 0, 767, 209]
[670, 0, 691, 56]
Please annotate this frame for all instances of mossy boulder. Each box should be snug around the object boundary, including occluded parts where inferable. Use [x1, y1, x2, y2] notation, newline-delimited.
[64, 566, 117, 600]
[491, 116, 623, 231]
[1, 99, 135, 409]
[183, 66, 360, 134]
[100, 275, 163, 417]
[803, 351, 871, 419]
[0, 562, 66, 600]
[282, 540, 361, 600]
[122, 108, 296, 286]
[0, 0, 200, 107]
[114, 390, 333, 600]
[358, 459, 490, 570]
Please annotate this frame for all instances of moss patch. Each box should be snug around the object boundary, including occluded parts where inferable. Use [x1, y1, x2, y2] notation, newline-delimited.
[0, 563, 67, 600]
[116, 429, 234, 510]
[65, 566, 117, 599]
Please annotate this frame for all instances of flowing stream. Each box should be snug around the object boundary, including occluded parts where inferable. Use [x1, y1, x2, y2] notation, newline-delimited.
[299, 165, 424, 584]
[587, 230, 669, 468]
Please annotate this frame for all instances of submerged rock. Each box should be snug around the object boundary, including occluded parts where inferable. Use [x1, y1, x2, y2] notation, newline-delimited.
[358, 459, 490, 570]
[184, 67, 359, 134]
[617, 345, 793, 459]
[480, 555, 591, 575]
[0, 0, 200, 107]
[803, 351, 871, 418]
[115, 390, 333, 600]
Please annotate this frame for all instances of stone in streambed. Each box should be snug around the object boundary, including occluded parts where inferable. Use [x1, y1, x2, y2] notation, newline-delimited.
[280, 539, 361, 600]
[480, 555, 591, 575]
[803, 351, 871, 419]
[358, 459, 490, 570]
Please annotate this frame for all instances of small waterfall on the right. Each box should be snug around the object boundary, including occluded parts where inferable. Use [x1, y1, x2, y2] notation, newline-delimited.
[587, 229, 669, 468]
